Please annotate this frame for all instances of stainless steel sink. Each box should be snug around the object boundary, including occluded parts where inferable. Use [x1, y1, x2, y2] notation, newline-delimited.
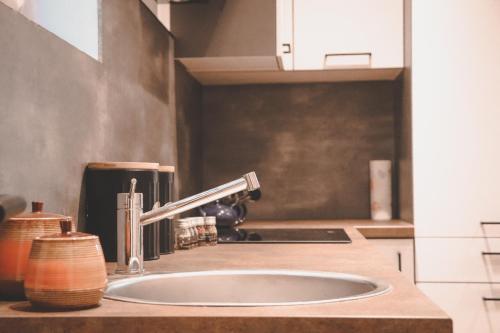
[104, 270, 391, 306]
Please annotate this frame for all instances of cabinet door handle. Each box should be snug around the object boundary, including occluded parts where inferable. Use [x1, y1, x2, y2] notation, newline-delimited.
[481, 221, 500, 225]
[323, 52, 371, 69]
[482, 252, 500, 255]
[483, 297, 500, 301]
[282, 43, 291, 54]
[397, 251, 402, 272]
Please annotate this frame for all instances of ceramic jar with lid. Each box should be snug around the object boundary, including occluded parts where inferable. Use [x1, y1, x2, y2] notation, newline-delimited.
[0, 202, 66, 299]
[24, 219, 107, 310]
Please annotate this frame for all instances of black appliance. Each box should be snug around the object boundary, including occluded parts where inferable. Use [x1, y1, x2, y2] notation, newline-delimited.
[218, 228, 351, 244]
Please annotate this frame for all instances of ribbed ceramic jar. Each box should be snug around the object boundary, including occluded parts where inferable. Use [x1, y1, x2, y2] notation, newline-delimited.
[24, 220, 107, 310]
[0, 202, 65, 299]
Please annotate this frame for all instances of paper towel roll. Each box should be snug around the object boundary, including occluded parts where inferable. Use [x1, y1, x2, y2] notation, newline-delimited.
[370, 160, 392, 221]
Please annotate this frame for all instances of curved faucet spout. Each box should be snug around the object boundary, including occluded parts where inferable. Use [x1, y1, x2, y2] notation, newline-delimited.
[116, 172, 260, 274]
[140, 172, 260, 226]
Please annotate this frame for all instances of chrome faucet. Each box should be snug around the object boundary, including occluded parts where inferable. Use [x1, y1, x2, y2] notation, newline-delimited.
[116, 171, 260, 274]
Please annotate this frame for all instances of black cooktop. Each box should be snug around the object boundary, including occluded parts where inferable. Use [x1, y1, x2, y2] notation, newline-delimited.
[217, 228, 351, 244]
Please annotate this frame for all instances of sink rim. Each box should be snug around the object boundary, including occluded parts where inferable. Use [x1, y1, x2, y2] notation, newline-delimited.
[104, 269, 392, 307]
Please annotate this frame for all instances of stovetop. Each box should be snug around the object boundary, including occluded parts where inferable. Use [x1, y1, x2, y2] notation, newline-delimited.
[217, 228, 351, 244]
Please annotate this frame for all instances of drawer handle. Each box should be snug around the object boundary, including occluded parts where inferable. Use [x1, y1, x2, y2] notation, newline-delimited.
[323, 52, 371, 69]
[397, 251, 402, 272]
[482, 252, 500, 255]
[481, 221, 500, 225]
[483, 297, 500, 302]
[282, 43, 291, 54]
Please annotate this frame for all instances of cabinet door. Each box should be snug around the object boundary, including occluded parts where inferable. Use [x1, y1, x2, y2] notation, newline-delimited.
[415, 238, 500, 283]
[480, 92, 500, 227]
[293, 0, 403, 70]
[413, 0, 500, 237]
[418, 283, 500, 333]
[276, 0, 293, 70]
[369, 238, 414, 282]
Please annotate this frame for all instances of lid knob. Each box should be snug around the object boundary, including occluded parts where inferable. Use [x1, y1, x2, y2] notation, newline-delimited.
[59, 218, 72, 234]
[32, 201, 44, 213]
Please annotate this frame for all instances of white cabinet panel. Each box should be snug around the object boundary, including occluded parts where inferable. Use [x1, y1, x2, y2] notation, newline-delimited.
[480, 102, 500, 226]
[413, 0, 500, 238]
[293, 0, 403, 70]
[418, 283, 500, 333]
[416, 238, 500, 282]
[276, 0, 293, 70]
[369, 238, 414, 283]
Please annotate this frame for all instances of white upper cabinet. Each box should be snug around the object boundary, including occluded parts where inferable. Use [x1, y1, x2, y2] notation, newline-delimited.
[276, 0, 294, 70]
[293, 0, 404, 70]
[173, 0, 404, 85]
[412, 0, 500, 237]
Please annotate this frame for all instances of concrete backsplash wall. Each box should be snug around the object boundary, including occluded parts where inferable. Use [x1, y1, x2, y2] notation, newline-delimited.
[0, 1, 185, 228]
[202, 82, 399, 220]
[175, 63, 203, 199]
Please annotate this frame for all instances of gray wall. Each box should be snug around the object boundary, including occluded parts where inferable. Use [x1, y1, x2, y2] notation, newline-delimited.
[202, 82, 399, 220]
[171, 0, 276, 57]
[0, 1, 185, 228]
[175, 63, 203, 199]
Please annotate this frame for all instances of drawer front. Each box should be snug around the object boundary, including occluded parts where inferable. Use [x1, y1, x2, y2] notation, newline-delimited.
[415, 219, 500, 238]
[418, 283, 500, 333]
[369, 238, 414, 283]
[416, 238, 500, 282]
[479, 222, 500, 238]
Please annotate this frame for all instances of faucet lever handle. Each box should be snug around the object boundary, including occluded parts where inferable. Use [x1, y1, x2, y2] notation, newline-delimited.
[129, 178, 137, 198]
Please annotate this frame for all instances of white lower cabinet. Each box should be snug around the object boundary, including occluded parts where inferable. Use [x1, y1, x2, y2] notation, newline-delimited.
[415, 238, 500, 282]
[418, 283, 500, 333]
[369, 238, 414, 283]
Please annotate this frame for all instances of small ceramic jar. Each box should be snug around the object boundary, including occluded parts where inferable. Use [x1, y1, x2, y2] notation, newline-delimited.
[0, 202, 65, 299]
[24, 219, 107, 310]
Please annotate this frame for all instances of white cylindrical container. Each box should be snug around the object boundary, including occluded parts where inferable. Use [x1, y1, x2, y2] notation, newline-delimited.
[369, 160, 392, 221]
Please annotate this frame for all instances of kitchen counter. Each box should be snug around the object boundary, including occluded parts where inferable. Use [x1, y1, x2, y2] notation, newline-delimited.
[0, 220, 451, 333]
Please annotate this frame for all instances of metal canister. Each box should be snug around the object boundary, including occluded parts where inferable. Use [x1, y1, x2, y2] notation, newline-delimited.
[86, 162, 160, 262]
[159, 165, 175, 254]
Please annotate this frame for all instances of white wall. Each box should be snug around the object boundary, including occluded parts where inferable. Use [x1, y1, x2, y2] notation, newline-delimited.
[1, 0, 100, 60]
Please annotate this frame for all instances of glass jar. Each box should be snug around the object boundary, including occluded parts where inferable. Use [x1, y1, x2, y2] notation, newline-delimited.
[204, 216, 218, 246]
[174, 220, 191, 250]
[188, 219, 198, 248]
[195, 217, 206, 246]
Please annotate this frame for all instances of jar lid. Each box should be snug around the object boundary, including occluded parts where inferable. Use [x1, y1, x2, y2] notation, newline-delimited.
[37, 219, 97, 241]
[175, 218, 191, 229]
[194, 217, 205, 226]
[87, 162, 159, 170]
[159, 165, 175, 173]
[9, 202, 69, 221]
[204, 216, 216, 225]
